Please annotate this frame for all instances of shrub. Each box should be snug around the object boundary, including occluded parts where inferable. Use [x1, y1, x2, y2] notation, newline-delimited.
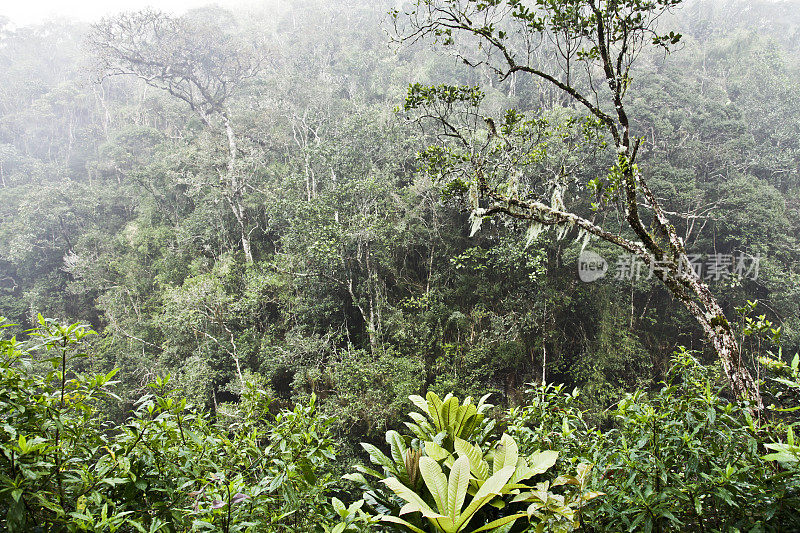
[0, 316, 339, 532]
[580, 350, 800, 531]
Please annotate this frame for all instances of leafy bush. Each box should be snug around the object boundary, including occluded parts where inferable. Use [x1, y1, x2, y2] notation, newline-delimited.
[760, 352, 800, 483]
[582, 350, 800, 531]
[0, 316, 340, 532]
[4, 316, 800, 533]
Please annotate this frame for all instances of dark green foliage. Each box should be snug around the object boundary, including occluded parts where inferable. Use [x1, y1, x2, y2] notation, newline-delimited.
[1, 1, 800, 529]
[0, 0, 798, 442]
[510, 352, 800, 531]
[0, 316, 339, 532]
[585, 351, 799, 531]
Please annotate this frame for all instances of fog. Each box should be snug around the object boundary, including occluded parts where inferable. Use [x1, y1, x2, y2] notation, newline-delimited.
[0, 0, 255, 26]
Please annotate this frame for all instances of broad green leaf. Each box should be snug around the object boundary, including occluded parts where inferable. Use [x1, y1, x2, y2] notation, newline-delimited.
[354, 465, 384, 479]
[470, 512, 526, 533]
[408, 412, 430, 426]
[405, 422, 430, 441]
[456, 465, 516, 530]
[460, 413, 482, 440]
[455, 437, 489, 481]
[362, 443, 396, 473]
[442, 396, 460, 433]
[581, 491, 604, 502]
[331, 497, 346, 517]
[387, 430, 409, 475]
[427, 392, 445, 430]
[528, 450, 559, 476]
[419, 456, 448, 513]
[493, 434, 518, 473]
[476, 394, 492, 413]
[382, 477, 443, 520]
[454, 404, 477, 438]
[379, 515, 427, 533]
[426, 440, 451, 462]
[447, 456, 470, 519]
[410, 395, 429, 414]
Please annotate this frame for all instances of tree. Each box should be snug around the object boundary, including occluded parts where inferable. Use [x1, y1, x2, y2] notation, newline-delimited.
[394, 0, 762, 406]
[89, 8, 264, 262]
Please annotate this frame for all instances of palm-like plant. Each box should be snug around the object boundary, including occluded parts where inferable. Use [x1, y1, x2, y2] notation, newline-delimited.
[344, 392, 602, 532]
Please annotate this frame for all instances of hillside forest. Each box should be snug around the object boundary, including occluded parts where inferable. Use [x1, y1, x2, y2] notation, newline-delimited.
[1, 0, 800, 531]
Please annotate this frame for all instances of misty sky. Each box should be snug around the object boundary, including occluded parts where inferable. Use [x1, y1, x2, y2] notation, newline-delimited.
[0, 0, 253, 26]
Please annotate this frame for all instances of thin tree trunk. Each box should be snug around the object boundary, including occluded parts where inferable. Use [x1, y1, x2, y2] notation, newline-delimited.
[222, 114, 253, 263]
[541, 342, 547, 385]
[365, 243, 379, 354]
[346, 273, 377, 355]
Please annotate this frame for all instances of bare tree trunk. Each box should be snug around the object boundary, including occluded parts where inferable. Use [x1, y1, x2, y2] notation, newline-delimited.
[304, 154, 312, 201]
[632, 170, 762, 408]
[240, 228, 253, 264]
[226, 326, 245, 390]
[346, 273, 378, 355]
[365, 243, 379, 354]
[541, 343, 547, 385]
[541, 300, 547, 384]
[331, 168, 340, 223]
[223, 114, 253, 263]
[367, 297, 378, 355]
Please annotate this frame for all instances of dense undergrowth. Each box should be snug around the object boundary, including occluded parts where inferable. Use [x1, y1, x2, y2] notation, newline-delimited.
[2, 317, 800, 532]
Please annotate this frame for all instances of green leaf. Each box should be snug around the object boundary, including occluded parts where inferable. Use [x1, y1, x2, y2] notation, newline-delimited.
[379, 515, 428, 533]
[362, 443, 396, 473]
[332, 497, 346, 517]
[447, 456, 470, 520]
[442, 396, 460, 433]
[470, 512, 526, 533]
[410, 395, 430, 415]
[387, 430, 409, 475]
[456, 465, 516, 530]
[426, 441, 451, 462]
[420, 456, 449, 514]
[528, 450, 559, 476]
[382, 476, 443, 520]
[427, 392, 445, 430]
[405, 422, 430, 440]
[492, 434, 518, 473]
[455, 438, 489, 481]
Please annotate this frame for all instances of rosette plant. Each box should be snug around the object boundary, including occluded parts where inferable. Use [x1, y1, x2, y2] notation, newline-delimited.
[343, 392, 601, 532]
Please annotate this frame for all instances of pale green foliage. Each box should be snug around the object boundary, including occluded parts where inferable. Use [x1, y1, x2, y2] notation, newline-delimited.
[342, 392, 601, 533]
[406, 392, 495, 449]
[380, 455, 522, 533]
[761, 352, 800, 463]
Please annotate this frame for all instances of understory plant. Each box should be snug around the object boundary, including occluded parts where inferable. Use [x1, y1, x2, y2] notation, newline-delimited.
[760, 351, 800, 478]
[342, 392, 601, 532]
[581, 349, 800, 531]
[0, 316, 340, 532]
